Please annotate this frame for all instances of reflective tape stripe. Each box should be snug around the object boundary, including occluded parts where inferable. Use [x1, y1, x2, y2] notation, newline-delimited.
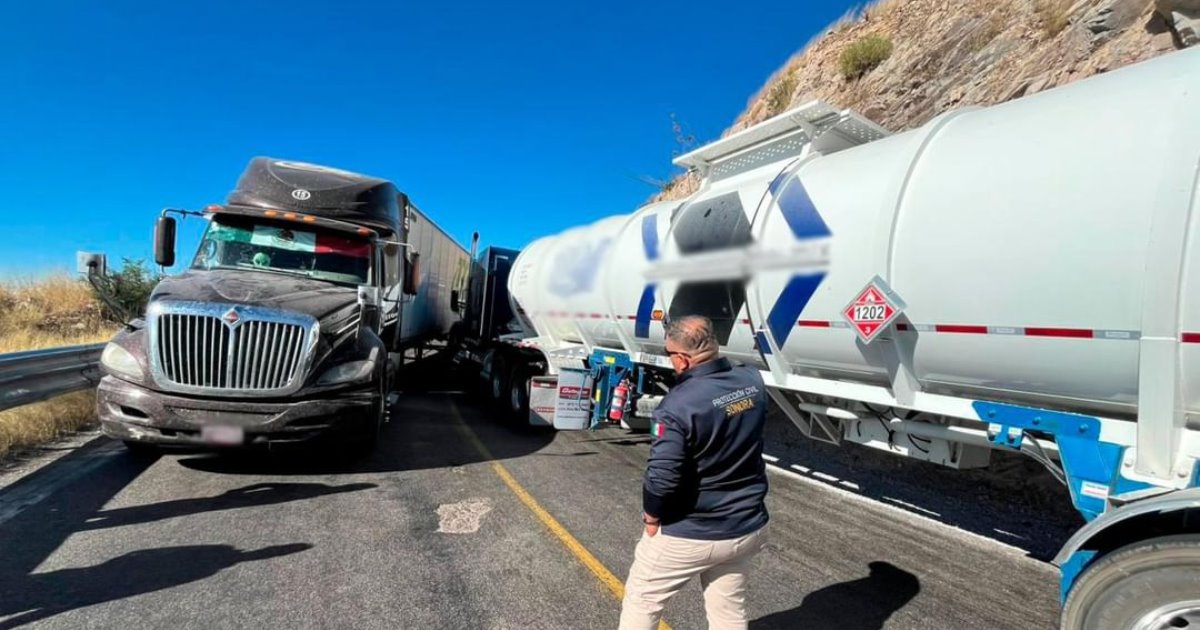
[935, 324, 988, 334]
[530, 313, 1174, 343]
[1025, 327, 1093, 339]
[791, 320, 1144, 340]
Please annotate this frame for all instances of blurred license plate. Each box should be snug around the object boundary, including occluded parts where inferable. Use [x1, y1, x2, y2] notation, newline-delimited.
[202, 425, 244, 446]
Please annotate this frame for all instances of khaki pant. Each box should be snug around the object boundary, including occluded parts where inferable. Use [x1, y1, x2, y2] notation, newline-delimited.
[618, 525, 768, 630]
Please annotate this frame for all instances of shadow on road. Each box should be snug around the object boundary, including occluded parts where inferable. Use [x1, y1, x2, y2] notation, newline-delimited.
[0, 359, 555, 627]
[0, 424, 377, 627]
[579, 436, 652, 445]
[763, 411, 1083, 561]
[79, 481, 375, 531]
[0, 445, 354, 627]
[751, 562, 920, 630]
[177, 392, 557, 476]
[0, 543, 311, 629]
[577, 436, 653, 447]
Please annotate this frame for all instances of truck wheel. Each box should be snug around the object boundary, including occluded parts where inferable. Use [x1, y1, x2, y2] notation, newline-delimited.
[1061, 534, 1200, 630]
[347, 373, 386, 457]
[488, 353, 509, 407]
[507, 365, 530, 426]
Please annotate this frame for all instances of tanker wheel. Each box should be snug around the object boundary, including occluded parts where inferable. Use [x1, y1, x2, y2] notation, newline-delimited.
[1061, 534, 1200, 630]
[506, 365, 530, 426]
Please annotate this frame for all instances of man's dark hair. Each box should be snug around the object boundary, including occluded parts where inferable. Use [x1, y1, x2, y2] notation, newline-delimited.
[665, 315, 719, 357]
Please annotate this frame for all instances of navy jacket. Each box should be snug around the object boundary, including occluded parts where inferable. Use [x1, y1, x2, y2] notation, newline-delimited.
[643, 357, 769, 540]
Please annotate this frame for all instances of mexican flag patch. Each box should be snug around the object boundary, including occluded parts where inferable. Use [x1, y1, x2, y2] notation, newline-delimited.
[212, 223, 370, 258]
[651, 421, 666, 439]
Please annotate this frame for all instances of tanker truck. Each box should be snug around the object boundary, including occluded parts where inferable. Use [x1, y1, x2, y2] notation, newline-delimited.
[96, 158, 470, 454]
[463, 47, 1200, 628]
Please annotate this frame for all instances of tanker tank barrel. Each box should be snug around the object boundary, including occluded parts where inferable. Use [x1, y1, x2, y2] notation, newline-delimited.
[498, 47, 1200, 629]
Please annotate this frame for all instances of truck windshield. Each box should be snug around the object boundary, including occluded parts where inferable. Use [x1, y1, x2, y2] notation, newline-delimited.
[191, 215, 373, 285]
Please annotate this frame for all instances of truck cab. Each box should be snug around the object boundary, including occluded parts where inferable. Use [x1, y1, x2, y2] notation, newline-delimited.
[96, 158, 422, 453]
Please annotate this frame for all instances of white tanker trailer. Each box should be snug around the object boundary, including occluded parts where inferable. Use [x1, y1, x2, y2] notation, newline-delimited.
[464, 47, 1200, 628]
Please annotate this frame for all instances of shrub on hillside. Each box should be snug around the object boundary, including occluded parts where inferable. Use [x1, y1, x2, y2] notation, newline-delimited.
[840, 35, 894, 80]
[1035, 0, 1071, 38]
[766, 73, 799, 117]
[89, 258, 160, 323]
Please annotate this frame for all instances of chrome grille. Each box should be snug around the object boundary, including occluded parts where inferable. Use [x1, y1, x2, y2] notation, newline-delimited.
[149, 302, 317, 395]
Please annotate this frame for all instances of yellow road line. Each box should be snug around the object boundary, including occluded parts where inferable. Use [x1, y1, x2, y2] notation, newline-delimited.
[450, 400, 673, 630]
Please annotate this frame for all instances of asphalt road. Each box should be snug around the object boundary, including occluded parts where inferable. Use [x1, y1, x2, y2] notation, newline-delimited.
[0, 392, 1062, 629]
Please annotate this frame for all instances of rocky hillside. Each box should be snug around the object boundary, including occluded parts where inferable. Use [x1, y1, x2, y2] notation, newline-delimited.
[659, 0, 1197, 200]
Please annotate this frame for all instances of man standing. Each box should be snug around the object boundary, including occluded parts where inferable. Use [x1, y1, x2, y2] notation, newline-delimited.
[619, 315, 770, 630]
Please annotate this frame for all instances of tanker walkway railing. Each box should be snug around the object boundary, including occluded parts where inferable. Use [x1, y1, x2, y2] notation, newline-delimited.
[0, 344, 105, 413]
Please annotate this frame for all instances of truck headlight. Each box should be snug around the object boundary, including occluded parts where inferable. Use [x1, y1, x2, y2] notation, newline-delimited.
[316, 360, 375, 385]
[101, 343, 141, 379]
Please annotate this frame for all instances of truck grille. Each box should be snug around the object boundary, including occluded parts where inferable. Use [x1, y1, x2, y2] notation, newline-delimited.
[148, 303, 318, 396]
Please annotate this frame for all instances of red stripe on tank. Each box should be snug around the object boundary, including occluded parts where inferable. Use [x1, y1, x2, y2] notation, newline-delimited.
[935, 324, 989, 334]
[1025, 327, 1094, 339]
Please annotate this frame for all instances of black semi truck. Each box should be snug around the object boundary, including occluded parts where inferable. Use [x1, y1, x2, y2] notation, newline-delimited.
[96, 158, 469, 453]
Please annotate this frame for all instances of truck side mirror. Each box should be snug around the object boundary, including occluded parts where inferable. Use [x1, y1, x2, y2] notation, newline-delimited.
[450, 289, 461, 313]
[154, 216, 177, 267]
[404, 253, 420, 296]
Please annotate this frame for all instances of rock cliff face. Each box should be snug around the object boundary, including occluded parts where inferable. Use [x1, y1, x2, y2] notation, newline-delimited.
[657, 0, 1194, 201]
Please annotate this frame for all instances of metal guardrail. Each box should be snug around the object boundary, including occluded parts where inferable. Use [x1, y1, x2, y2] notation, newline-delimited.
[0, 343, 105, 413]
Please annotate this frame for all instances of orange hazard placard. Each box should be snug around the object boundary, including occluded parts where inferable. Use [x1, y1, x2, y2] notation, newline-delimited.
[842, 276, 906, 344]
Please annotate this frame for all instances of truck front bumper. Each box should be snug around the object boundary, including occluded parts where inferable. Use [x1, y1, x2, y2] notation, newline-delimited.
[96, 375, 376, 447]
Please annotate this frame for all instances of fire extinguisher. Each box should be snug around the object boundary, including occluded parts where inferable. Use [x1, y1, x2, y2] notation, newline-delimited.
[609, 379, 630, 422]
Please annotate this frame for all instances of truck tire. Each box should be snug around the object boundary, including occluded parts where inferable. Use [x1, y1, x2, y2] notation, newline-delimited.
[506, 365, 530, 425]
[1061, 534, 1200, 630]
[488, 353, 510, 408]
[346, 371, 387, 457]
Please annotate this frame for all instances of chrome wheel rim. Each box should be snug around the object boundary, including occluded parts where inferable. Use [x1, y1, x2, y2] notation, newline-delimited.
[1133, 600, 1200, 630]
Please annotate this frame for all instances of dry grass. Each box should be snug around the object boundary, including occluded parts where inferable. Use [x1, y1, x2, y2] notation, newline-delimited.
[0, 391, 97, 460]
[969, 11, 1007, 52]
[1035, 0, 1072, 38]
[0, 276, 113, 459]
[828, 5, 863, 34]
[863, 0, 907, 22]
[765, 72, 799, 116]
[0, 276, 114, 353]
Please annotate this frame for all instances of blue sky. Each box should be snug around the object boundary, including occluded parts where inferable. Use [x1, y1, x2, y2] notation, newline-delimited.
[0, 0, 854, 277]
